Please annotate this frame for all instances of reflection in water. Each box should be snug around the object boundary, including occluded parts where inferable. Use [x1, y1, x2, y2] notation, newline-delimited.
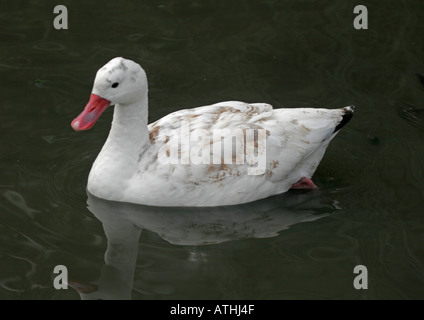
[70, 191, 336, 299]
[3, 190, 40, 218]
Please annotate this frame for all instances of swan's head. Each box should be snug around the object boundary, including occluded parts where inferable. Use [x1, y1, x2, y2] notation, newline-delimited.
[71, 57, 147, 131]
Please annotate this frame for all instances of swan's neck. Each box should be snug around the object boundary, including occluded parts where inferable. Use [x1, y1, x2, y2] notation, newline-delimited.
[88, 95, 150, 198]
[107, 95, 150, 155]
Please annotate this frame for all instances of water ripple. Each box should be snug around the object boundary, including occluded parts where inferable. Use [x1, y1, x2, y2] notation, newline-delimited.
[397, 104, 424, 131]
[33, 42, 66, 51]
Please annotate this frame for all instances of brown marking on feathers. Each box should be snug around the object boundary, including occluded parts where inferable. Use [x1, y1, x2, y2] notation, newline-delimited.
[300, 124, 311, 132]
[149, 125, 160, 143]
[266, 161, 279, 179]
[208, 164, 216, 174]
[266, 169, 273, 179]
[216, 107, 241, 116]
[213, 173, 227, 182]
[220, 163, 230, 171]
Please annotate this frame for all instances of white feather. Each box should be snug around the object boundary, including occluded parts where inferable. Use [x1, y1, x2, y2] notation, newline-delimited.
[75, 57, 353, 207]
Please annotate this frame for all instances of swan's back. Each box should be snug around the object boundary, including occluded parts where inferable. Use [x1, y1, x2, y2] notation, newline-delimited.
[131, 102, 354, 206]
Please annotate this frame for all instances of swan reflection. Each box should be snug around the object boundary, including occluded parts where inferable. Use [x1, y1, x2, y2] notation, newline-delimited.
[71, 191, 336, 299]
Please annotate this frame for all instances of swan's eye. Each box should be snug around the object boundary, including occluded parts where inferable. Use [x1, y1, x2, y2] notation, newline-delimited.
[112, 82, 119, 88]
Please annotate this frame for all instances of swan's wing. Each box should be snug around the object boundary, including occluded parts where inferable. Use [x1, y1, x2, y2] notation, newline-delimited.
[145, 101, 272, 180]
[262, 107, 352, 183]
[145, 102, 352, 186]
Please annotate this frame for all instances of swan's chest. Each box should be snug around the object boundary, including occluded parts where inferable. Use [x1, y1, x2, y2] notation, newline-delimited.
[87, 149, 136, 199]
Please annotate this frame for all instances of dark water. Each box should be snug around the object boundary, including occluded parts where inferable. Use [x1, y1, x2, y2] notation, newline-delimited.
[1, 0, 424, 300]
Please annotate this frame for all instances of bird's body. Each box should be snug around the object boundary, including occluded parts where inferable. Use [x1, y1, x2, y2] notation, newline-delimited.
[72, 57, 354, 207]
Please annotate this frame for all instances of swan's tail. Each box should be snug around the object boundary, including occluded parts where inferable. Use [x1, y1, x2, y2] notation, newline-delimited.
[334, 105, 354, 133]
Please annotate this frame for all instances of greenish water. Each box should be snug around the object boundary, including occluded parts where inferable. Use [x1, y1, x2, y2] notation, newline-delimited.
[1, 0, 424, 299]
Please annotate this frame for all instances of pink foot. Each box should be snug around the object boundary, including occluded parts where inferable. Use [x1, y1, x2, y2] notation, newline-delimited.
[290, 177, 318, 190]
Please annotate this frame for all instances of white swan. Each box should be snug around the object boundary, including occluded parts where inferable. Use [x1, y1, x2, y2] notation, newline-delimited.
[71, 57, 354, 206]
